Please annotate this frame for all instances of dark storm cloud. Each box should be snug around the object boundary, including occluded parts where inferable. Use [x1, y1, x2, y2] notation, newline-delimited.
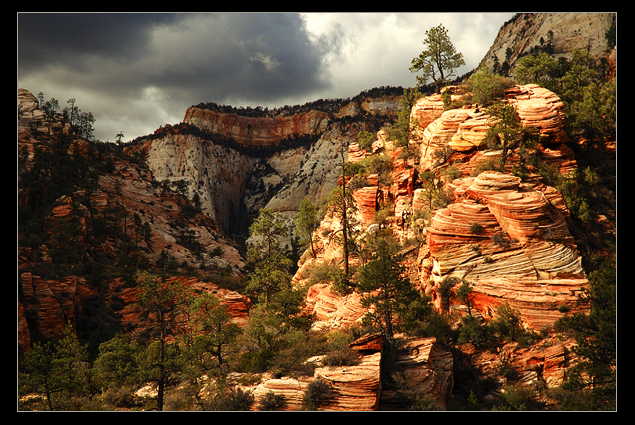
[17, 12, 515, 142]
[18, 13, 181, 70]
[18, 13, 334, 105]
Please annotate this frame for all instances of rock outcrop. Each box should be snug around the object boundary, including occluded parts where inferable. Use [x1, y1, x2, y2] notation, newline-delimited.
[479, 13, 616, 75]
[379, 336, 454, 411]
[140, 98, 397, 242]
[424, 172, 588, 331]
[414, 84, 570, 172]
[183, 107, 330, 148]
[290, 82, 595, 406]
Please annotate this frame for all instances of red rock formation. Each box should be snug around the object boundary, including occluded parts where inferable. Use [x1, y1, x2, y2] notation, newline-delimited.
[412, 85, 570, 172]
[347, 142, 367, 163]
[241, 334, 384, 411]
[183, 107, 330, 147]
[115, 276, 253, 332]
[425, 172, 588, 331]
[381, 337, 454, 410]
[19, 272, 91, 346]
[468, 337, 576, 389]
[352, 186, 379, 228]
[304, 283, 367, 331]
[506, 84, 568, 144]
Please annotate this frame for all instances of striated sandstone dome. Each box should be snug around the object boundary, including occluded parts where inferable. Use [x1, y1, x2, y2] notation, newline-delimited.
[425, 172, 587, 331]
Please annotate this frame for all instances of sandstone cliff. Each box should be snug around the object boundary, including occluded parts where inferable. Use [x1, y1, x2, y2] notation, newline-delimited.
[18, 19, 616, 406]
[137, 94, 400, 242]
[291, 83, 600, 406]
[18, 89, 249, 352]
[479, 13, 616, 75]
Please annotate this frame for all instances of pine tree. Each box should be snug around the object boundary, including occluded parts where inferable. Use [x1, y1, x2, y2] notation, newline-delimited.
[410, 24, 466, 92]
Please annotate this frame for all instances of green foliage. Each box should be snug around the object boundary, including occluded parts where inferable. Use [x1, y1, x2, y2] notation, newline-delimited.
[382, 87, 422, 148]
[410, 24, 466, 91]
[494, 383, 545, 411]
[133, 272, 193, 410]
[514, 49, 616, 144]
[489, 302, 540, 348]
[324, 182, 360, 278]
[469, 222, 484, 235]
[485, 102, 539, 170]
[182, 292, 242, 379]
[258, 391, 287, 411]
[457, 314, 494, 349]
[514, 52, 563, 89]
[465, 67, 515, 106]
[553, 259, 615, 410]
[437, 276, 460, 313]
[302, 377, 333, 410]
[471, 157, 502, 176]
[236, 276, 312, 375]
[355, 234, 432, 345]
[19, 323, 91, 411]
[246, 208, 293, 305]
[545, 166, 600, 224]
[295, 197, 322, 259]
[91, 333, 143, 392]
[455, 279, 476, 315]
[322, 345, 361, 367]
[203, 385, 255, 411]
[357, 130, 376, 151]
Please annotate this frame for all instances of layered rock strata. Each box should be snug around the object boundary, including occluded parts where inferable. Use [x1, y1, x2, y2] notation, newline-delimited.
[414, 84, 570, 172]
[183, 107, 330, 147]
[425, 172, 588, 331]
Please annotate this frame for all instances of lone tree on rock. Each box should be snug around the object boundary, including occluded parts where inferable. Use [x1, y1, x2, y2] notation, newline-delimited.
[410, 24, 465, 93]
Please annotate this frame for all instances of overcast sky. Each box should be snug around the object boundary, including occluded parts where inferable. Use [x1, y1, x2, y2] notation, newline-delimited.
[18, 12, 516, 142]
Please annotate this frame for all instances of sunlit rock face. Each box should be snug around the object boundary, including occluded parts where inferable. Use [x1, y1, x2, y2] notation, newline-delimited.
[425, 172, 588, 331]
[413, 84, 570, 172]
[183, 107, 330, 148]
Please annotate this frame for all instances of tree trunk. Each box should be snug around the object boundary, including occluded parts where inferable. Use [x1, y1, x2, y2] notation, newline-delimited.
[340, 148, 349, 277]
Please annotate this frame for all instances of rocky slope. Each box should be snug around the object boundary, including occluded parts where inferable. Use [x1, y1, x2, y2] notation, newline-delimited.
[479, 13, 616, 75]
[18, 89, 251, 352]
[18, 11, 616, 406]
[291, 83, 602, 407]
[130, 93, 401, 244]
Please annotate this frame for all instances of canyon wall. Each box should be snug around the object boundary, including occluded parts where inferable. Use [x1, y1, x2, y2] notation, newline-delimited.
[142, 96, 400, 240]
[292, 84, 594, 400]
[479, 13, 615, 75]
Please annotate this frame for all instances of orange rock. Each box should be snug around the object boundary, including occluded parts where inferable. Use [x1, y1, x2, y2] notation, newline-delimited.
[347, 142, 367, 163]
[183, 106, 330, 147]
[352, 186, 379, 227]
[506, 84, 568, 144]
[425, 172, 588, 330]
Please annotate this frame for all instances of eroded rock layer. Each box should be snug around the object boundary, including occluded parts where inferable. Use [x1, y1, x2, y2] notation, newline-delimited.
[425, 172, 588, 330]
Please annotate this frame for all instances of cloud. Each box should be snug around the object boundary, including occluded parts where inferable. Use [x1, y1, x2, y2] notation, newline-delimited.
[18, 12, 515, 141]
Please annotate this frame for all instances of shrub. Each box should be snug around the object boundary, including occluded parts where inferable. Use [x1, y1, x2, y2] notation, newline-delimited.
[472, 158, 502, 176]
[302, 377, 333, 410]
[322, 346, 361, 367]
[258, 391, 287, 411]
[357, 131, 376, 151]
[469, 223, 484, 235]
[204, 386, 255, 411]
[466, 67, 515, 106]
[491, 232, 510, 248]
